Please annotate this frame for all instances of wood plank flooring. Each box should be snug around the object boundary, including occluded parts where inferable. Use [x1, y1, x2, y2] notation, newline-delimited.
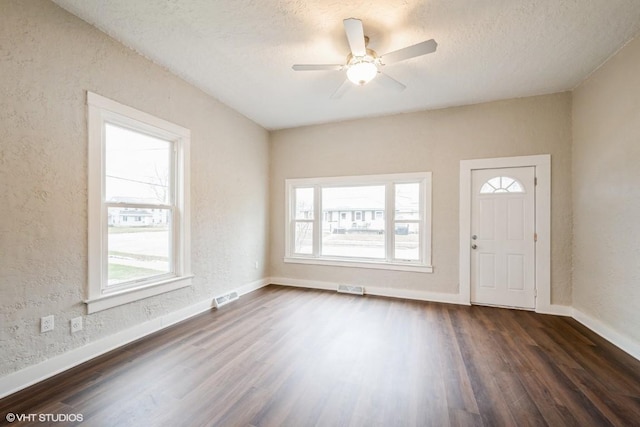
[1, 285, 639, 426]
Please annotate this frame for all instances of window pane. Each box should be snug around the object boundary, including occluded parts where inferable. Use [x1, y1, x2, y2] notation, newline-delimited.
[295, 187, 314, 220]
[506, 180, 523, 192]
[480, 176, 525, 194]
[107, 207, 171, 286]
[322, 186, 385, 259]
[395, 223, 420, 261]
[294, 222, 313, 254]
[395, 183, 420, 220]
[105, 123, 171, 204]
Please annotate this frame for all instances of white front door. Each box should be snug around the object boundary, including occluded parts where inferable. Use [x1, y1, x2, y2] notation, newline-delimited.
[470, 167, 536, 309]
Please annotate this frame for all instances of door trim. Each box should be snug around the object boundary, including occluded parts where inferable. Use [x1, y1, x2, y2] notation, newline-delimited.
[459, 155, 551, 312]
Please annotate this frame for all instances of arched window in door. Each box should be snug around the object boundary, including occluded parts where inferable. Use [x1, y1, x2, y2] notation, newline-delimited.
[480, 176, 525, 194]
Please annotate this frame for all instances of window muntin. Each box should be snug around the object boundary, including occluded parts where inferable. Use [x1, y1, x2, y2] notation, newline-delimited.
[285, 173, 432, 272]
[480, 176, 524, 194]
[87, 92, 192, 313]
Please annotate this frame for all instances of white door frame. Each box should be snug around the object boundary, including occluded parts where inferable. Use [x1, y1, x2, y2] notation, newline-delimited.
[459, 155, 551, 313]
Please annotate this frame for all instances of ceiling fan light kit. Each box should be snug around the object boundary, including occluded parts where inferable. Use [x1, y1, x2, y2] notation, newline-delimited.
[292, 18, 437, 98]
[346, 56, 378, 85]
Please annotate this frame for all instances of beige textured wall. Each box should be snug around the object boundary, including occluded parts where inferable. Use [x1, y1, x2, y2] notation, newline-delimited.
[572, 35, 640, 343]
[0, 0, 269, 376]
[270, 94, 573, 303]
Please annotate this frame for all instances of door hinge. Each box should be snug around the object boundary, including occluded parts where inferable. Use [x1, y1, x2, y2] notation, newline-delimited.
[534, 177, 538, 186]
[534, 232, 538, 242]
[534, 288, 538, 297]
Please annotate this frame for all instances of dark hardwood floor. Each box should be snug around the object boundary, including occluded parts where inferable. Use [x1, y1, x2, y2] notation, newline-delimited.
[1, 285, 639, 426]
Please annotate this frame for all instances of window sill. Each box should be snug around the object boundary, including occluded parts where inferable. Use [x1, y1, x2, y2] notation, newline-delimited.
[284, 257, 433, 273]
[85, 275, 194, 314]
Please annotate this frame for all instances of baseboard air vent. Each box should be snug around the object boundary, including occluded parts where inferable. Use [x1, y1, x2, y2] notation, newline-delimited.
[337, 284, 364, 295]
[213, 291, 239, 308]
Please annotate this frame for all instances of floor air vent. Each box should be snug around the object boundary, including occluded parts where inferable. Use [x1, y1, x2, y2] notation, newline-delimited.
[337, 284, 364, 295]
[214, 291, 239, 308]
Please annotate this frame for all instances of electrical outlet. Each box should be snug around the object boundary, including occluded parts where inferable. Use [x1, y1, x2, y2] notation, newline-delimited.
[41, 315, 54, 333]
[70, 317, 83, 333]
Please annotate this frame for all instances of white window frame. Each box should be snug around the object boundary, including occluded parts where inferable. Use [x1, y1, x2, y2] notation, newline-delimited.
[284, 172, 433, 273]
[86, 92, 192, 313]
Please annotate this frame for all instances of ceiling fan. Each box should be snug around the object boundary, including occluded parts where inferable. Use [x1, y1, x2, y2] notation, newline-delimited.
[292, 18, 437, 99]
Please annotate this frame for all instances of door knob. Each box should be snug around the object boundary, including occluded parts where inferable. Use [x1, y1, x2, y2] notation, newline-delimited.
[471, 244, 478, 250]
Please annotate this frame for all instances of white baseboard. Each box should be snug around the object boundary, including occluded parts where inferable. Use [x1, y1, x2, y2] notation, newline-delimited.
[237, 277, 272, 297]
[365, 285, 464, 305]
[269, 277, 335, 291]
[536, 304, 573, 317]
[269, 277, 464, 306]
[0, 278, 270, 399]
[572, 308, 640, 361]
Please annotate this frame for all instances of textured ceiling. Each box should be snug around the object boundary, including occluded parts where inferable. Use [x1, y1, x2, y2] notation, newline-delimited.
[51, 0, 640, 130]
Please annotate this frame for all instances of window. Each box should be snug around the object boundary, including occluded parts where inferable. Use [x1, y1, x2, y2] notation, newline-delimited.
[480, 176, 524, 194]
[285, 173, 432, 272]
[292, 187, 313, 255]
[394, 183, 421, 261]
[87, 92, 192, 313]
[323, 185, 386, 259]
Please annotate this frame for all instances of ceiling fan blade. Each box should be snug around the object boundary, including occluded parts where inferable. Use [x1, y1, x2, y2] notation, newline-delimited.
[380, 39, 437, 65]
[330, 79, 352, 99]
[343, 18, 366, 57]
[292, 64, 344, 71]
[373, 72, 406, 93]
